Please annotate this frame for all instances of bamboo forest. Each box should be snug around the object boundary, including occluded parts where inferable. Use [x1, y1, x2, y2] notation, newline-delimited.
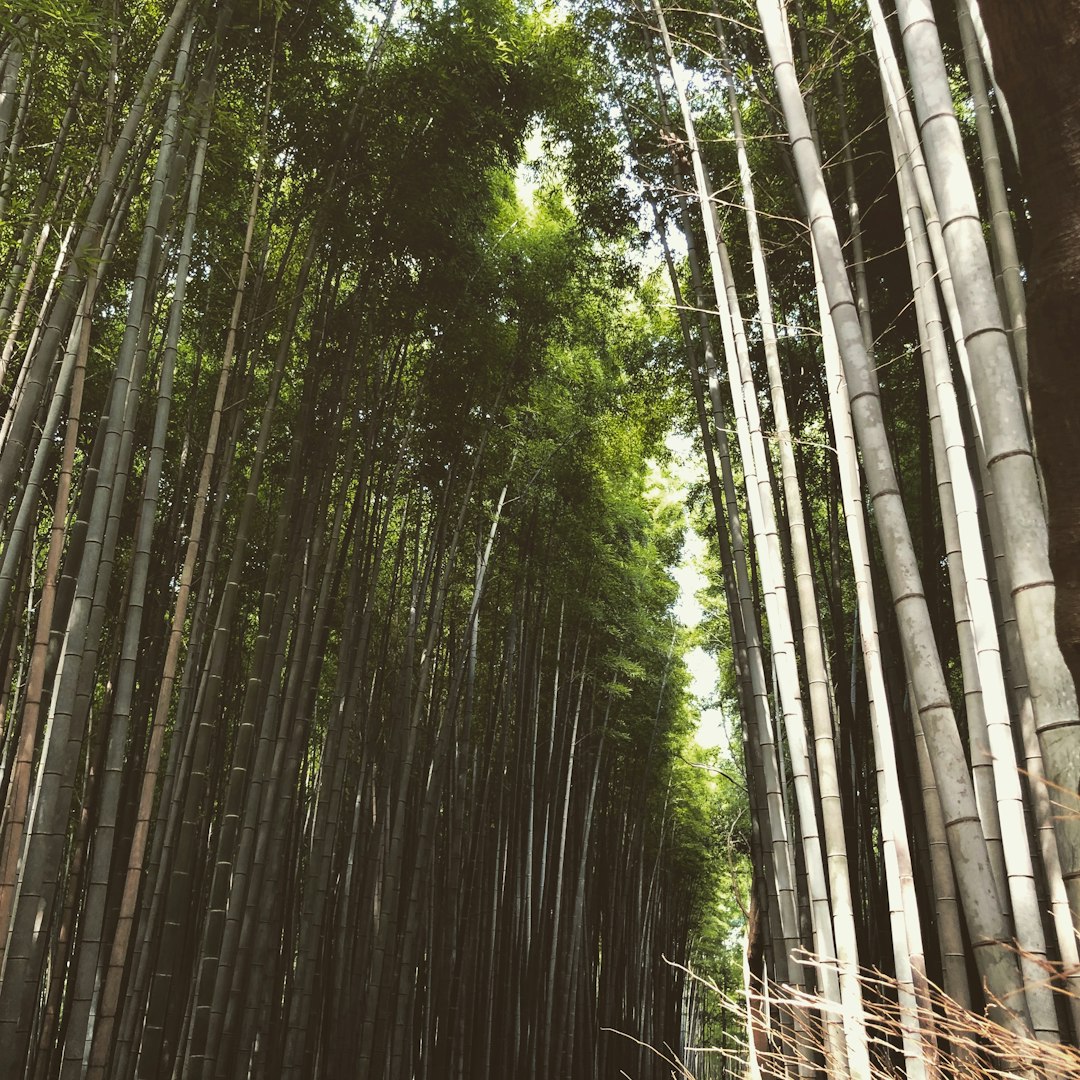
[2, 0, 1080, 1077]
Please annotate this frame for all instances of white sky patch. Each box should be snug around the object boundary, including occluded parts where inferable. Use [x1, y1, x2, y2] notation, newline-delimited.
[514, 122, 545, 214]
[659, 433, 728, 753]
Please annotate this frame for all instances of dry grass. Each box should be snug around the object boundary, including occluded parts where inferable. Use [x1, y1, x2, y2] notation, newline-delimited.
[666, 952, 1080, 1080]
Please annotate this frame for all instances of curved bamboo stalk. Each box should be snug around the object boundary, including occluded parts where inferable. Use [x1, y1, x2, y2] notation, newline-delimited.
[954, 0, 1028, 410]
[0, 0, 192, 514]
[716, 28, 873, 1079]
[812, 241, 937, 1078]
[892, 111, 1059, 1041]
[892, 0, 1080, 930]
[652, 6, 857, 1070]
[62, 84, 215, 1078]
[0, 20, 195, 1067]
[755, 0, 1032, 1036]
[88, 129, 263, 1080]
[961, 0, 1019, 163]
[634, 23, 800, 1007]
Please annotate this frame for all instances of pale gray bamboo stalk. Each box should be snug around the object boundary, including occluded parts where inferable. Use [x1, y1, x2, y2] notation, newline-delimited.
[895, 0, 1080, 893]
[821, 7, 874, 355]
[954, 0, 1027, 407]
[0, 212, 78, 447]
[0, 0, 192, 517]
[652, 9, 852, 1067]
[1013, 678, 1080, 1033]
[88, 58, 265, 1078]
[864, 13, 1025, 1003]
[718, 44, 873, 1080]
[655, 204, 790, 1000]
[872, 40, 1041, 884]
[635, 38, 801, 1005]
[893, 119, 1059, 1040]
[0, 20, 195, 1069]
[911, 705, 971, 1008]
[880, 80, 1012, 921]
[62, 93, 215, 1078]
[973, 460, 1080, 1023]
[749, 31, 929, 1052]
[684, 194, 803, 1001]
[713, 169, 871, 1080]
[0, 59, 84, 332]
[0, 218, 50, 384]
[0, 281, 90, 979]
[756, 0, 1032, 1034]
[864, 0, 979, 430]
[678, 212, 800, 992]
[866, 3, 1039, 894]
[0, 34, 33, 221]
[917, 359, 1058, 1037]
[917, 322, 1011, 926]
[812, 246, 934, 1080]
[0, 293, 89, 632]
[961, 0, 1018, 163]
[0, 38, 22, 166]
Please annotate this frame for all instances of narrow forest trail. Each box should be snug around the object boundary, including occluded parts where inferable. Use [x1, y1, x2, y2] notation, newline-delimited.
[0, 2, 1078, 1078]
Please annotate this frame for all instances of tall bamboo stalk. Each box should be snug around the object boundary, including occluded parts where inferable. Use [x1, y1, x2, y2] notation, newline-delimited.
[892, 0, 1080, 929]
[756, 0, 1032, 1035]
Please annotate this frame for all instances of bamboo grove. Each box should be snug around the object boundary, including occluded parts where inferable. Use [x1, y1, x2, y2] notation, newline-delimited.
[1, 0, 1079, 1079]
[610, 0, 1080, 1076]
[0, 1, 730, 1077]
